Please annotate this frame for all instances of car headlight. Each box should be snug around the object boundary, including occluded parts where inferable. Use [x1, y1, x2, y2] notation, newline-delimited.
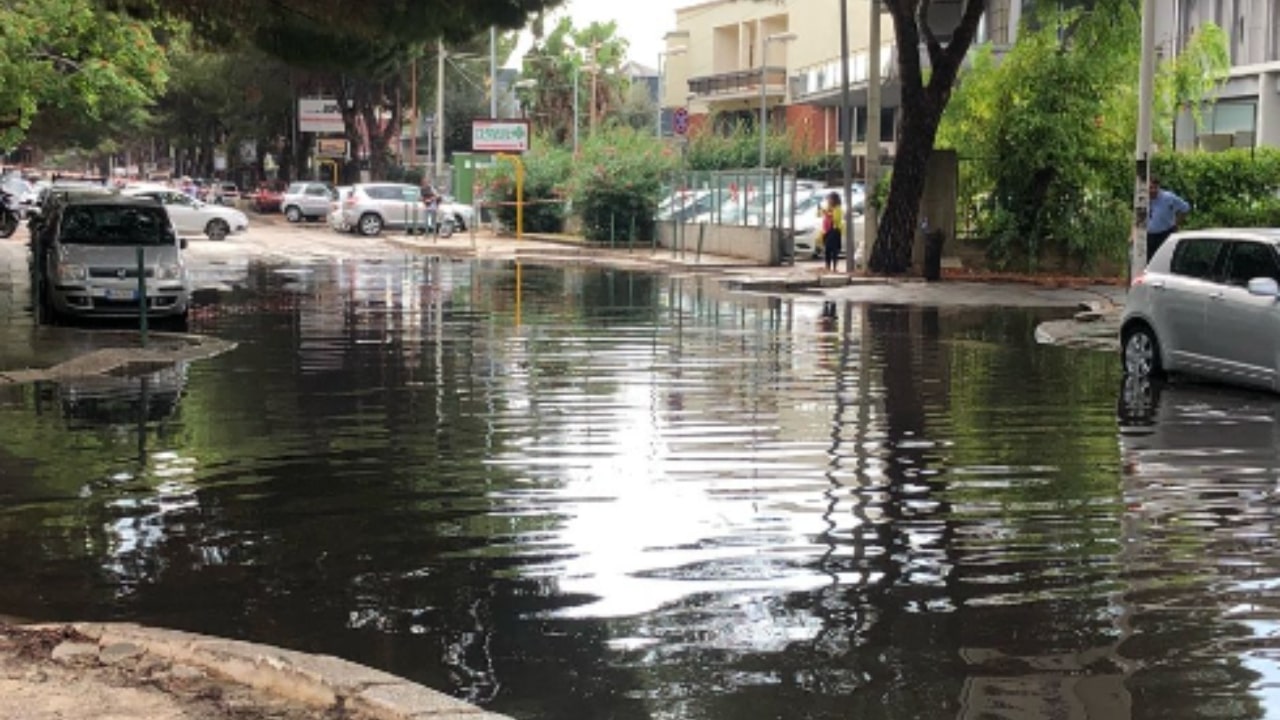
[155, 263, 182, 281]
[56, 263, 87, 282]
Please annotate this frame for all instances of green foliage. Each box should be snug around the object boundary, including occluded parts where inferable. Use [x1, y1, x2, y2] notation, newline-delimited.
[1156, 23, 1231, 132]
[570, 127, 679, 242]
[937, 2, 1231, 271]
[1153, 149, 1280, 229]
[0, 0, 170, 150]
[684, 119, 819, 172]
[480, 136, 573, 233]
[519, 17, 630, 147]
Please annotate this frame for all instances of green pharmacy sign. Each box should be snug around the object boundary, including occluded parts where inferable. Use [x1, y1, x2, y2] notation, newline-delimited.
[471, 120, 531, 153]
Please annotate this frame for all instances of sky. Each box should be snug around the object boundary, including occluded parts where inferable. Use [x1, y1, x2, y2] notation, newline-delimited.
[508, 0, 689, 68]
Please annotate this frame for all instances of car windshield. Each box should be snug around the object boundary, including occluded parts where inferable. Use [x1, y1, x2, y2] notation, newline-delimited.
[59, 205, 172, 246]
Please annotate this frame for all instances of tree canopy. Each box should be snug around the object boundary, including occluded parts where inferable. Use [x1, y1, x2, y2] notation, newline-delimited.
[0, 0, 170, 151]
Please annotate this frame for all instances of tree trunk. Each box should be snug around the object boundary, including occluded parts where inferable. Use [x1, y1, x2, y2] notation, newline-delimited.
[870, 0, 987, 276]
[871, 95, 944, 274]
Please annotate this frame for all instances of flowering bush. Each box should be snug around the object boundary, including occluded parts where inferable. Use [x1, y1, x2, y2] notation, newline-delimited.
[568, 126, 678, 242]
[479, 137, 572, 233]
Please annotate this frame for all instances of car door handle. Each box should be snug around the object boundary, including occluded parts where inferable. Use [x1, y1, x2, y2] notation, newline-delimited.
[1149, 280, 1165, 290]
[1210, 291, 1225, 301]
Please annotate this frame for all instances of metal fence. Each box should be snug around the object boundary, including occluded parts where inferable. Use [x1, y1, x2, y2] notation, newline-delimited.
[658, 168, 809, 231]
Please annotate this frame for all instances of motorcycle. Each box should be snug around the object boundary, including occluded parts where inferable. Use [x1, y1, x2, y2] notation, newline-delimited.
[0, 189, 19, 239]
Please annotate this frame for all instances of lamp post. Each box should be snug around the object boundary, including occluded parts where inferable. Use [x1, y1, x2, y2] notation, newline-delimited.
[435, 38, 445, 188]
[490, 26, 498, 119]
[1132, 0, 1156, 280]
[759, 32, 797, 170]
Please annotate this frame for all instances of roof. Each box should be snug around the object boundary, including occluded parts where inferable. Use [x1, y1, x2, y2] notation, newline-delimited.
[1176, 228, 1280, 241]
[62, 194, 158, 207]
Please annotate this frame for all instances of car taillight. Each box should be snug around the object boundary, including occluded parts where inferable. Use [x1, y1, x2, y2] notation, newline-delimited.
[1131, 272, 1146, 287]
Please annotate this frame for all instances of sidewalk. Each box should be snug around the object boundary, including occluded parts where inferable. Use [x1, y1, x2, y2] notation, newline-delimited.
[0, 622, 508, 720]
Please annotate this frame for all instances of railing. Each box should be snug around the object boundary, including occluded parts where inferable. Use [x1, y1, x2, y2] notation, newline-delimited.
[791, 45, 897, 100]
[688, 66, 788, 97]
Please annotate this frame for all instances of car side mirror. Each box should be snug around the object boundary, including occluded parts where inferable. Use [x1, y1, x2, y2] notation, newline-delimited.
[1247, 277, 1279, 297]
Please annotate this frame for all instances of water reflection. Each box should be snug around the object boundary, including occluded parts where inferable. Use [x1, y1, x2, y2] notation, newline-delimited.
[1, 256, 1277, 718]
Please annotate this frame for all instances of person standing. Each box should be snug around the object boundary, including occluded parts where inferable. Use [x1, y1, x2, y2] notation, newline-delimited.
[1146, 176, 1190, 262]
[822, 191, 843, 272]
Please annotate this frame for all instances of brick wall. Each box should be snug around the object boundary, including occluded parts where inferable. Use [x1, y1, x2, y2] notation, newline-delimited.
[784, 104, 834, 155]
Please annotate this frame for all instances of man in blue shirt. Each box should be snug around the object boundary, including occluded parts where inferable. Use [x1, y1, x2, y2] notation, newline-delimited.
[1147, 176, 1190, 262]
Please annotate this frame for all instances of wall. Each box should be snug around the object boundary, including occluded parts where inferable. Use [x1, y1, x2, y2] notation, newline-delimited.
[656, 222, 781, 264]
[784, 105, 831, 155]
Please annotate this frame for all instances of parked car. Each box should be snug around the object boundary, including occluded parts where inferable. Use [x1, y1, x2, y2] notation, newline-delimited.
[437, 195, 474, 231]
[121, 188, 249, 240]
[281, 181, 335, 222]
[250, 183, 285, 213]
[35, 195, 189, 326]
[329, 186, 353, 232]
[213, 182, 241, 205]
[1121, 228, 1280, 391]
[340, 183, 430, 236]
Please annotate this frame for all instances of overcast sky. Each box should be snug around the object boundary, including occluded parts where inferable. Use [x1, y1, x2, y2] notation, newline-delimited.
[508, 0, 688, 67]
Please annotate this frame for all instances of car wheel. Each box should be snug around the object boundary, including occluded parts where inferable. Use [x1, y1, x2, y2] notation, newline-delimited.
[205, 219, 230, 241]
[358, 213, 383, 236]
[285, 206, 302, 223]
[1122, 322, 1162, 378]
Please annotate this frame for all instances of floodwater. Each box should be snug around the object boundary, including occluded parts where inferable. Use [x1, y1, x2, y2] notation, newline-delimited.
[1, 256, 1278, 719]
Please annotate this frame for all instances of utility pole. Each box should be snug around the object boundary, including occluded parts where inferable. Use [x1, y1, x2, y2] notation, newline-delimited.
[490, 26, 498, 119]
[839, 0, 853, 272]
[435, 38, 445, 188]
[589, 41, 600, 136]
[862, 0, 882, 273]
[1132, 0, 1156, 281]
[573, 64, 581, 153]
[410, 58, 418, 167]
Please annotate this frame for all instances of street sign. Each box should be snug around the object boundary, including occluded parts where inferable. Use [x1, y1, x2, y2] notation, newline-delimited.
[472, 119, 531, 153]
[316, 138, 349, 158]
[673, 107, 690, 135]
[299, 98, 344, 133]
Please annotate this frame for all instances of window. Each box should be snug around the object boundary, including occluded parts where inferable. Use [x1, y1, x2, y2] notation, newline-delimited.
[1170, 237, 1226, 280]
[58, 205, 170, 245]
[1224, 241, 1280, 286]
[306, 185, 330, 197]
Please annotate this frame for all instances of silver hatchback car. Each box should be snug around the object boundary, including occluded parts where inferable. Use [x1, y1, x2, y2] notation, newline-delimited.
[1122, 228, 1280, 390]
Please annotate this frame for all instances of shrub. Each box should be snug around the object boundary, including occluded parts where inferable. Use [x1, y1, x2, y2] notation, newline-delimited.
[1152, 148, 1280, 229]
[568, 126, 678, 243]
[479, 137, 572, 234]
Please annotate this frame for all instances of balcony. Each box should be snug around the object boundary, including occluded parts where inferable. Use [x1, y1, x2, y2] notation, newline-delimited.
[688, 66, 788, 100]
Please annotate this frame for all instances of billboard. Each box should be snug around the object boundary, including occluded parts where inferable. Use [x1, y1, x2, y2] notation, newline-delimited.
[471, 119, 530, 153]
[299, 98, 344, 133]
[316, 138, 349, 158]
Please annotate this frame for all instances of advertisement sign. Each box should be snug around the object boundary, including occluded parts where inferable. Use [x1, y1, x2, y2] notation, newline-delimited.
[299, 98, 345, 133]
[471, 119, 530, 153]
[316, 138, 349, 158]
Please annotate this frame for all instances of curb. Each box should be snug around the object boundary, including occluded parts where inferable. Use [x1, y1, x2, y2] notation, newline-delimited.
[42, 622, 510, 719]
[0, 332, 236, 385]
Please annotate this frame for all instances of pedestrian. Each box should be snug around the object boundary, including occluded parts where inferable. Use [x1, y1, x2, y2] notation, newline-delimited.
[1146, 175, 1190, 262]
[822, 191, 843, 272]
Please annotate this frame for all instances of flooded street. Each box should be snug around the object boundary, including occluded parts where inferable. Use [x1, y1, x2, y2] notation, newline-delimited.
[1, 254, 1278, 719]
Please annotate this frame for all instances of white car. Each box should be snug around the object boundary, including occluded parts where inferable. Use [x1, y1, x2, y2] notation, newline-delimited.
[122, 188, 249, 240]
[438, 196, 474, 230]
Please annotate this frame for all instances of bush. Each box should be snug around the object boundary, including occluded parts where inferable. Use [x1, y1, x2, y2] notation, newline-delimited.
[569, 126, 678, 243]
[1152, 148, 1280, 229]
[480, 138, 572, 234]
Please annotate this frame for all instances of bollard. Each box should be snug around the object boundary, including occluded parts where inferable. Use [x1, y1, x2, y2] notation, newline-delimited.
[136, 245, 147, 347]
[629, 216, 636, 253]
[697, 222, 705, 263]
[610, 213, 616, 250]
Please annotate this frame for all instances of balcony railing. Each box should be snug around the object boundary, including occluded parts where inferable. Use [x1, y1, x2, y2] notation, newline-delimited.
[688, 66, 788, 98]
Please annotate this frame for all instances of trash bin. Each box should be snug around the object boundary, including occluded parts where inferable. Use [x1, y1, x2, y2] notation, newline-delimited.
[923, 229, 945, 282]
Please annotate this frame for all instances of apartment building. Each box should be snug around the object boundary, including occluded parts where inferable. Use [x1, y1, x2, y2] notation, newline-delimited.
[1161, 0, 1280, 149]
[660, 0, 1280, 162]
[659, 0, 1023, 162]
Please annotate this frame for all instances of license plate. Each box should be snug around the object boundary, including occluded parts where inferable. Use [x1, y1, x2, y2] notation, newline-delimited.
[104, 289, 138, 301]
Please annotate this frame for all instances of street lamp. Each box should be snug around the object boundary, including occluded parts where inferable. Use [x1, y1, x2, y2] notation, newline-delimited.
[657, 46, 688, 137]
[760, 31, 797, 170]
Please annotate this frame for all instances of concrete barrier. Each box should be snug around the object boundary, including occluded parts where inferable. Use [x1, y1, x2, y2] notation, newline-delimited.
[656, 223, 777, 264]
